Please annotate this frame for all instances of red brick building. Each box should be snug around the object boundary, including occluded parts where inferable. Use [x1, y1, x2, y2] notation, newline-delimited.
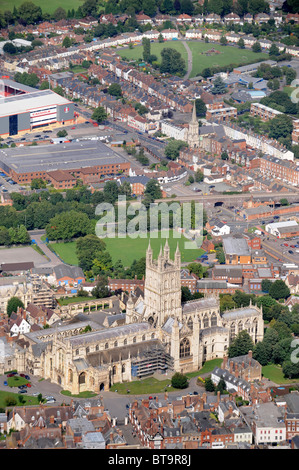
[108, 276, 145, 293]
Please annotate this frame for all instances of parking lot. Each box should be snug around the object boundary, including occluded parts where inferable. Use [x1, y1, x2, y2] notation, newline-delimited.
[0, 371, 69, 405]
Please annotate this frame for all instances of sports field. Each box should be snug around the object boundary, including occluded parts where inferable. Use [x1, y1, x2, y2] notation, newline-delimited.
[51, 230, 205, 267]
[119, 41, 268, 78]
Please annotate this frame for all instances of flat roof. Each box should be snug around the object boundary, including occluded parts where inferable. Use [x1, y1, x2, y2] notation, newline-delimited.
[0, 140, 128, 174]
[223, 237, 250, 256]
[0, 89, 72, 117]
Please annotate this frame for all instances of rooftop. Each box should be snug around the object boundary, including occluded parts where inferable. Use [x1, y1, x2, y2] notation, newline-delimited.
[0, 89, 71, 117]
[0, 140, 128, 174]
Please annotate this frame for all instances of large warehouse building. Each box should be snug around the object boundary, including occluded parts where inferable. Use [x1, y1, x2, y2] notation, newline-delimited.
[0, 79, 74, 137]
[0, 140, 130, 184]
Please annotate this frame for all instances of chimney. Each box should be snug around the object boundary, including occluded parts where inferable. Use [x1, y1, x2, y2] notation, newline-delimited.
[50, 415, 55, 424]
[248, 350, 252, 366]
[217, 390, 220, 405]
[202, 392, 207, 404]
[164, 392, 168, 401]
[222, 355, 228, 370]
[229, 360, 233, 373]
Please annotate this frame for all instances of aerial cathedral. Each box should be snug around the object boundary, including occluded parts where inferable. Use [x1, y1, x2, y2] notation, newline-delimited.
[9, 242, 264, 394]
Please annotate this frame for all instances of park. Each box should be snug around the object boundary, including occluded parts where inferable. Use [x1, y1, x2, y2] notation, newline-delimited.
[119, 40, 268, 78]
[51, 229, 205, 267]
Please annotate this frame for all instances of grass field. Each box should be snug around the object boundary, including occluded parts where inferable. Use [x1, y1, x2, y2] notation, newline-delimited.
[262, 364, 299, 384]
[119, 41, 268, 78]
[50, 230, 205, 267]
[0, 0, 84, 14]
[50, 241, 79, 265]
[120, 41, 188, 65]
[0, 390, 39, 407]
[110, 377, 176, 394]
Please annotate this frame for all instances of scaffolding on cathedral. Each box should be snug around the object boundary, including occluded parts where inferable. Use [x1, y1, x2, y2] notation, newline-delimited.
[131, 345, 174, 379]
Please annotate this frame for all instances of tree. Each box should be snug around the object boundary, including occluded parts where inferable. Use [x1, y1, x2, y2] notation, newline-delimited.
[261, 279, 272, 293]
[82, 0, 99, 17]
[160, 48, 186, 76]
[285, 67, 296, 86]
[269, 280, 290, 301]
[269, 43, 280, 57]
[142, 37, 151, 62]
[92, 275, 110, 298]
[164, 140, 188, 160]
[46, 210, 92, 241]
[17, 1, 42, 25]
[53, 7, 67, 21]
[76, 234, 107, 271]
[252, 42, 262, 53]
[3, 42, 17, 54]
[91, 106, 107, 124]
[103, 180, 119, 204]
[221, 151, 229, 160]
[211, 76, 226, 95]
[215, 378, 226, 394]
[268, 114, 293, 140]
[237, 38, 245, 49]
[62, 36, 72, 48]
[158, 33, 164, 43]
[228, 330, 254, 358]
[195, 169, 204, 182]
[204, 376, 215, 392]
[57, 129, 68, 138]
[220, 36, 228, 46]
[195, 98, 207, 118]
[31, 178, 46, 190]
[144, 179, 162, 200]
[7, 297, 24, 317]
[108, 83, 122, 98]
[171, 372, 189, 389]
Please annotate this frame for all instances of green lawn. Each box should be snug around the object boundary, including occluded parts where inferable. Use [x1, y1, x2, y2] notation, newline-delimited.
[57, 296, 97, 305]
[196, 358, 223, 376]
[262, 364, 299, 385]
[0, 0, 84, 14]
[50, 230, 205, 267]
[119, 41, 268, 78]
[0, 390, 40, 407]
[50, 241, 79, 265]
[119, 41, 188, 65]
[188, 41, 267, 77]
[110, 377, 176, 394]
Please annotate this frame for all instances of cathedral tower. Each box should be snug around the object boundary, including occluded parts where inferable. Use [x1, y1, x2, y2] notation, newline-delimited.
[143, 240, 182, 328]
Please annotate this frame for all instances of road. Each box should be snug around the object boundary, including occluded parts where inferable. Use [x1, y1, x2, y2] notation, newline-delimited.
[182, 40, 193, 79]
[155, 191, 299, 205]
[0, 371, 207, 418]
[29, 230, 62, 268]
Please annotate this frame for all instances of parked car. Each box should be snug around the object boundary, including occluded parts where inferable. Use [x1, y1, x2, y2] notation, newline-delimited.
[3, 381, 7, 386]
[18, 390, 27, 394]
[25, 375, 30, 380]
[289, 250, 294, 254]
[46, 398, 56, 403]
[26, 383, 31, 388]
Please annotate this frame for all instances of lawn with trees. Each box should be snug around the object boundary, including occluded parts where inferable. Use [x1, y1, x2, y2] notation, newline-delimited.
[119, 41, 267, 78]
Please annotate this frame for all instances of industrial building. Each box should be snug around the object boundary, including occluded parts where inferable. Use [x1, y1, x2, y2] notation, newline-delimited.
[0, 79, 74, 137]
[0, 140, 130, 184]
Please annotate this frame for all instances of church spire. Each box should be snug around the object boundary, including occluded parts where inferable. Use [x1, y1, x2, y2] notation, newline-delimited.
[192, 100, 197, 123]
[164, 238, 170, 260]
